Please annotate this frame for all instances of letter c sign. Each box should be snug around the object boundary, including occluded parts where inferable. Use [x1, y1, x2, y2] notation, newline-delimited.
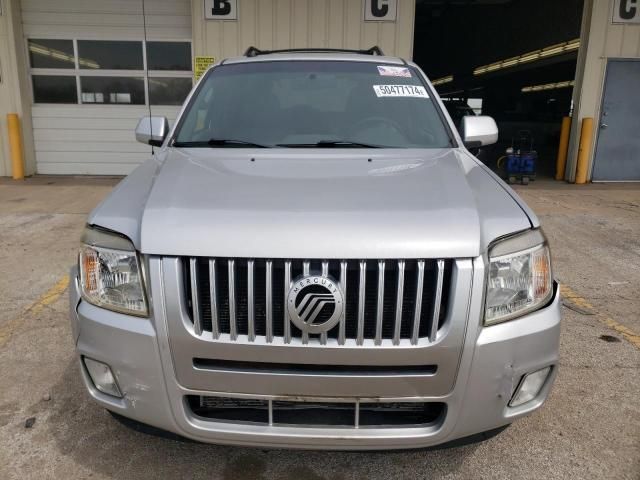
[205, 0, 237, 20]
[613, 0, 640, 23]
[364, 0, 397, 22]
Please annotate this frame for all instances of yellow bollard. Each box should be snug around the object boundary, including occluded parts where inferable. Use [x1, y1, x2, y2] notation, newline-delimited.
[575, 117, 593, 184]
[7, 113, 25, 180]
[555, 116, 571, 180]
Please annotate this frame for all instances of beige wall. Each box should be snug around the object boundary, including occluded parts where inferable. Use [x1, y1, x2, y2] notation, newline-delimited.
[192, 0, 416, 60]
[567, 0, 640, 181]
[0, 0, 35, 177]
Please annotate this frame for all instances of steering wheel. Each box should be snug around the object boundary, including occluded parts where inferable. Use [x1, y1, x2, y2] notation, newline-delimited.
[347, 116, 404, 136]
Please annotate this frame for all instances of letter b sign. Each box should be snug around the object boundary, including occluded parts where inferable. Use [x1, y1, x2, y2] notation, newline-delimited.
[364, 0, 397, 21]
[205, 0, 237, 20]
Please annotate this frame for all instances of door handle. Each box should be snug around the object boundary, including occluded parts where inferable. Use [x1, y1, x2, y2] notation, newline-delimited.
[600, 123, 608, 129]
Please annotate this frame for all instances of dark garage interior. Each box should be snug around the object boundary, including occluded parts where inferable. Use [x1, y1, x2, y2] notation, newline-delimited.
[413, 0, 584, 180]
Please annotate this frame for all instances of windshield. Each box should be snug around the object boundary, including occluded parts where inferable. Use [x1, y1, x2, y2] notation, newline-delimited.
[173, 61, 453, 148]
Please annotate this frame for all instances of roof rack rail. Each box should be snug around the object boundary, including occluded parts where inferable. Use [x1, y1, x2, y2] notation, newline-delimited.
[243, 46, 384, 57]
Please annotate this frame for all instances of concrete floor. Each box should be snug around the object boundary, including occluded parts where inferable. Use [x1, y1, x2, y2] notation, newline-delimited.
[0, 176, 638, 479]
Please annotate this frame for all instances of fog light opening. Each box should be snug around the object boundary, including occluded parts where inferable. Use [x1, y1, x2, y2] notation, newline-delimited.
[83, 357, 122, 398]
[509, 366, 551, 408]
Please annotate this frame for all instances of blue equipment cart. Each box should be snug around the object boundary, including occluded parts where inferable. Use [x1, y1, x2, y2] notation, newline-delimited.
[502, 130, 538, 185]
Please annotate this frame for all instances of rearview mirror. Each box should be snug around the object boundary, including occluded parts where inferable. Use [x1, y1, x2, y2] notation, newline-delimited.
[135, 116, 169, 147]
[461, 116, 499, 148]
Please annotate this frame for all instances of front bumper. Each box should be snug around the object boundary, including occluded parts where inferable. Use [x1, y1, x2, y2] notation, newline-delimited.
[69, 258, 561, 450]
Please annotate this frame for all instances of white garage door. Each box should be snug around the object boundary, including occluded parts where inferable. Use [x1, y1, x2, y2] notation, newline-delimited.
[22, 0, 192, 175]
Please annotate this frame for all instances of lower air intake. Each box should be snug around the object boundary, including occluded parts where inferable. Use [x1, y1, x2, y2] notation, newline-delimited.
[187, 395, 446, 428]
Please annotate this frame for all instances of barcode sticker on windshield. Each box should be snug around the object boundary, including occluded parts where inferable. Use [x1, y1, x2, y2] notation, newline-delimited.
[377, 66, 412, 77]
[373, 85, 429, 98]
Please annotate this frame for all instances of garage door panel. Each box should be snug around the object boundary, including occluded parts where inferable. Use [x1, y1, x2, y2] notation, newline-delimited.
[23, 12, 191, 29]
[32, 106, 179, 123]
[21, 0, 142, 15]
[33, 116, 177, 132]
[32, 106, 155, 120]
[34, 129, 137, 143]
[24, 12, 145, 27]
[35, 141, 151, 154]
[22, 0, 190, 16]
[32, 117, 140, 131]
[23, 23, 191, 41]
[22, 0, 192, 38]
[37, 162, 139, 176]
[36, 152, 151, 165]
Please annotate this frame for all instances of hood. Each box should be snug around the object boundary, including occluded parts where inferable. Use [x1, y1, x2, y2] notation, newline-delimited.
[116, 148, 532, 259]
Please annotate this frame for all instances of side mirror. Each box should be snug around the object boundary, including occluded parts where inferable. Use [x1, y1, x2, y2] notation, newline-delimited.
[135, 116, 169, 147]
[461, 116, 499, 148]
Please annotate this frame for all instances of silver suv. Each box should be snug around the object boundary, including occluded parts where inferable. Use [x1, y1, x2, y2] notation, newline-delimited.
[69, 48, 560, 450]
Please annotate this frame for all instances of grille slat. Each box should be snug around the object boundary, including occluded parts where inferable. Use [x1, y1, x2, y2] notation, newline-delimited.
[339, 261, 347, 345]
[301, 260, 311, 344]
[411, 261, 425, 345]
[430, 260, 445, 342]
[320, 261, 330, 346]
[357, 260, 367, 346]
[209, 259, 219, 339]
[228, 260, 237, 340]
[393, 261, 405, 346]
[247, 260, 255, 341]
[184, 258, 451, 346]
[283, 261, 292, 344]
[266, 260, 273, 343]
[189, 258, 202, 335]
[375, 260, 385, 345]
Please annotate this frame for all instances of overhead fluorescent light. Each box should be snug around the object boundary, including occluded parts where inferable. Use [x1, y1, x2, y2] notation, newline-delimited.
[540, 46, 564, 57]
[519, 53, 541, 63]
[432, 75, 454, 86]
[474, 39, 580, 76]
[29, 43, 100, 69]
[500, 58, 520, 68]
[521, 80, 575, 93]
[564, 40, 580, 51]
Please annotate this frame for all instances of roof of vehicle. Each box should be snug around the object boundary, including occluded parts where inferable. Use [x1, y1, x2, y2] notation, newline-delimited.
[223, 50, 407, 66]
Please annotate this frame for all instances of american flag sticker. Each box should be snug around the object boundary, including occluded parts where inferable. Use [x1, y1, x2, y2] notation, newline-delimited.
[377, 66, 412, 78]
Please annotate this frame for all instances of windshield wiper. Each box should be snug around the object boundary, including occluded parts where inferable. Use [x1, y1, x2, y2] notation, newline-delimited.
[174, 138, 271, 148]
[276, 140, 383, 148]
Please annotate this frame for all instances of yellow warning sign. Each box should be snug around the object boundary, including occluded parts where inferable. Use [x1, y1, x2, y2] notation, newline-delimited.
[194, 56, 215, 80]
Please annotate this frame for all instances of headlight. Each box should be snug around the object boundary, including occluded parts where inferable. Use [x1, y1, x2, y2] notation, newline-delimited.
[78, 227, 148, 316]
[485, 229, 553, 325]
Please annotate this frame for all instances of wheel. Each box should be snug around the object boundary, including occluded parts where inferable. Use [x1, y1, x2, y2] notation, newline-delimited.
[508, 176, 516, 184]
[521, 176, 530, 185]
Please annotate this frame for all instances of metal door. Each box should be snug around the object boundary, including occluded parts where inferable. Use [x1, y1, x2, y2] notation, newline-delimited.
[593, 60, 640, 181]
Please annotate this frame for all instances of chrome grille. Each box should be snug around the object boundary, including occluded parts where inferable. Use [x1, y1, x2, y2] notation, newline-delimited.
[183, 258, 451, 346]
